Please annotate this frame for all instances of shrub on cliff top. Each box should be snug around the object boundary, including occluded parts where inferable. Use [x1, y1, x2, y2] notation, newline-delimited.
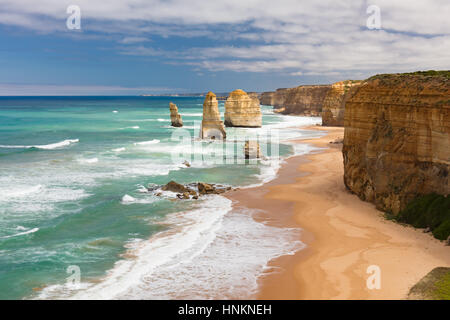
[395, 193, 450, 240]
[368, 70, 450, 81]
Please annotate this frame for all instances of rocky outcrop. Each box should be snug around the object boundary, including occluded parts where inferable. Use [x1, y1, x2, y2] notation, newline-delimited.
[224, 89, 262, 127]
[343, 72, 450, 214]
[244, 141, 262, 159]
[260, 85, 331, 116]
[169, 102, 183, 127]
[259, 91, 275, 106]
[201, 92, 226, 140]
[322, 80, 362, 126]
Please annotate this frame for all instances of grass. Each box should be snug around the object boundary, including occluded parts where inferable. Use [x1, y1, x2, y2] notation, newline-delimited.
[368, 70, 450, 81]
[434, 271, 450, 300]
[394, 193, 450, 240]
[408, 267, 450, 300]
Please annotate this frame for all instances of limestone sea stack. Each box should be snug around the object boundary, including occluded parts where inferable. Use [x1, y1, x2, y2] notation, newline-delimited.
[169, 102, 183, 127]
[343, 72, 450, 214]
[244, 141, 262, 159]
[224, 89, 262, 127]
[322, 80, 362, 126]
[200, 92, 226, 139]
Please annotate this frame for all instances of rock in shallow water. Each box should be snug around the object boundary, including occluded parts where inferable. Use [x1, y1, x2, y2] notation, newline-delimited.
[169, 102, 183, 127]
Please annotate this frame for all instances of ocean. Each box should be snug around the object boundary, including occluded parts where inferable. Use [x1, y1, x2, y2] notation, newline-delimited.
[0, 96, 323, 299]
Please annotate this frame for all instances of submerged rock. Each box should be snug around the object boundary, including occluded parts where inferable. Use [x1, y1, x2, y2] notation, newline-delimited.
[169, 102, 183, 127]
[224, 89, 262, 127]
[200, 92, 226, 140]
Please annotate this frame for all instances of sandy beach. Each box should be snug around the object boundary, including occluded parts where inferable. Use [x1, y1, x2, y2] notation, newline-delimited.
[226, 125, 450, 300]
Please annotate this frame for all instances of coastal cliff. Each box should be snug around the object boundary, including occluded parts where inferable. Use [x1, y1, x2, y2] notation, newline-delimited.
[322, 80, 362, 126]
[201, 92, 226, 139]
[260, 85, 331, 116]
[224, 89, 262, 127]
[343, 72, 450, 214]
[169, 102, 183, 127]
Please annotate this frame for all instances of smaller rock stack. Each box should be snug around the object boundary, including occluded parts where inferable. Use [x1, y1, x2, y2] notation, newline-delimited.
[201, 92, 226, 139]
[224, 89, 262, 127]
[244, 141, 262, 159]
[169, 102, 183, 127]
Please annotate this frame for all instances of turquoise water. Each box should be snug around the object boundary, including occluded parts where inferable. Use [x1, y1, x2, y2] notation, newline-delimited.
[0, 96, 322, 299]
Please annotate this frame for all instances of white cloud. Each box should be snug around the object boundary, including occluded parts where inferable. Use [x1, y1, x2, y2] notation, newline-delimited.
[0, 0, 448, 78]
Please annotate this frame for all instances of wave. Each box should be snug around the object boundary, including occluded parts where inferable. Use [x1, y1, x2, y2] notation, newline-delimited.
[1, 184, 43, 198]
[120, 126, 140, 130]
[1, 227, 39, 239]
[133, 139, 160, 146]
[0, 139, 79, 150]
[37, 196, 304, 299]
[112, 147, 126, 152]
[77, 157, 98, 164]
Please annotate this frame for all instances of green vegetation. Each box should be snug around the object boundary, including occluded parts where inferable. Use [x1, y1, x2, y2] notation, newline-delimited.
[368, 70, 450, 81]
[408, 267, 450, 300]
[394, 193, 450, 240]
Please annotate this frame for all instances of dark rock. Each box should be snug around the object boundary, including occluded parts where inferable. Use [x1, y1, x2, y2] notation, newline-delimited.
[198, 182, 215, 195]
[162, 181, 190, 194]
[183, 160, 191, 167]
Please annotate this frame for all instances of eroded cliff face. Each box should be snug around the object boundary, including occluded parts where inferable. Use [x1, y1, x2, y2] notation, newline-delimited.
[201, 92, 226, 139]
[343, 73, 450, 214]
[322, 80, 362, 126]
[169, 102, 183, 127]
[260, 85, 331, 116]
[224, 89, 262, 127]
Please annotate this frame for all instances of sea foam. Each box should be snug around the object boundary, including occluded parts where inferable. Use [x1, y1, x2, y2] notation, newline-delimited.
[0, 139, 79, 150]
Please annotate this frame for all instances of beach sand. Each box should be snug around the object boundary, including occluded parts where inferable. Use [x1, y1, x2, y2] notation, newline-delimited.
[226, 125, 450, 300]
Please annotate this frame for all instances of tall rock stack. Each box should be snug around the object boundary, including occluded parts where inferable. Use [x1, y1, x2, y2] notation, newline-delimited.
[322, 80, 362, 126]
[169, 102, 183, 127]
[343, 72, 450, 214]
[201, 92, 226, 139]
[224, 89, 262, 127]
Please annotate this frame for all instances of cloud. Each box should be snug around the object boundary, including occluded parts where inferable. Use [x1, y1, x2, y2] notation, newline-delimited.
[0, 0, 449, 79]
[119, 36, 150, 44]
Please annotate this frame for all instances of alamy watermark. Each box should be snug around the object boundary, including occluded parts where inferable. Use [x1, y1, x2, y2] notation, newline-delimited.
[66, 5, 81, 30]
[66, 265, 81, 288]
[366, 5, 381, 30]
[168, 121, 280, 166]
[366, 265, 381, 290]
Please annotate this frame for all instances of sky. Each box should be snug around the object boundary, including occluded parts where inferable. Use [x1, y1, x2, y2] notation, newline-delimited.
[0, 0, 449, 95]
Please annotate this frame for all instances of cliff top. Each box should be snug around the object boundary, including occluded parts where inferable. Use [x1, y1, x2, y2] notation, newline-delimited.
[368, 70, 450, 81]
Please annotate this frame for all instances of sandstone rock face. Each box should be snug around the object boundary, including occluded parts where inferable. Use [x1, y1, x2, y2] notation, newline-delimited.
[259, 91, 275, 106]
[224, 89, 262, 127]
[343, 73, 450, 214]
[260, 85, 331, 116]
[244, 141, 262, 159]
[322, 80, 362, 126]
[201, 92, 226, 139]
[169, 102, 183, 127]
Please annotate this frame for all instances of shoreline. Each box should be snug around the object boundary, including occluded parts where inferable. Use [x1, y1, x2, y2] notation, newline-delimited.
[226, 125, 450, 299]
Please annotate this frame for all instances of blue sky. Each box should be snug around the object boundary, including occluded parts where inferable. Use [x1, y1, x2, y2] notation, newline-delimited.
[0, 0, 449, 95]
